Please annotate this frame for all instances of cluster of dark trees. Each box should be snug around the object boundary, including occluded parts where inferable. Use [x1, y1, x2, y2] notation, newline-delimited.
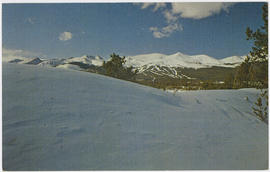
[136, 77, 231, 91]
[232, 60, 268, 89]
[101, 53, 138, 81]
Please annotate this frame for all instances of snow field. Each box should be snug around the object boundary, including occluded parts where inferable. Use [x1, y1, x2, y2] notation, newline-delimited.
[2, 63, 268, 170]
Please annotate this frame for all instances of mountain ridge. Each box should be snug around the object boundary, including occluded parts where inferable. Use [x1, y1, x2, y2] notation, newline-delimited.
[4, 52, 246, 81]
[4, 52, 246, 70]
[125, 52, 246, 70]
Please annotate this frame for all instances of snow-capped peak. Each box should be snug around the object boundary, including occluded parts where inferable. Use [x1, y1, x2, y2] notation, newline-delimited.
[63, 55, 104, 66]
[190, 54, 221, 65]
[125, 52, 245, 69]
[220, 55, 246, 64]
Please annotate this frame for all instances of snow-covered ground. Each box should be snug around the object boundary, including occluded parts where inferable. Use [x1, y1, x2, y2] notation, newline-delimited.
[63, 55, 104, 66]
[3, 63, 268, 170]
[56, 63, 83, 70]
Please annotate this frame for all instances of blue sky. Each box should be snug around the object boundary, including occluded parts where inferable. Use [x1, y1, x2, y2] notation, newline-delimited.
[2, 2, 266, 59]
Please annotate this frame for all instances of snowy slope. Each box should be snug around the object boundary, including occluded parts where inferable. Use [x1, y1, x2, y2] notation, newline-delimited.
[56, 63, 83, 70]
[63, 55, 104, 66]
[3, 63, 267, 170]
[5, 55, 104, 69]
[38, 58, 66, 67]
[7, 57, 43, 65]
[24, 57, 43, 65]
[220, 55, 246, 64]
[4, 56, 27, 63]
[190, 54, 221, 65]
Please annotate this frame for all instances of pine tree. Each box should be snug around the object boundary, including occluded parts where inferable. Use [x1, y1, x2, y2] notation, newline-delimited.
[246, 3, 268, 62]
[102, 53, 137, 81]
[233, 59, 251, 88]
[224, 72, 234, 89]
[234, 3, 268, 88]
[252, 90, 268, 124]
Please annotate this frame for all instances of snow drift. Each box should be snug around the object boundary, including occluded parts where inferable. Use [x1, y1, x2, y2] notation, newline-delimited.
[2, 63, 267, 170]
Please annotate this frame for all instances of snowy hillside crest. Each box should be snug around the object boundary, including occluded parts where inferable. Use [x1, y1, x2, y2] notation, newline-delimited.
[2, 63, 268, 170]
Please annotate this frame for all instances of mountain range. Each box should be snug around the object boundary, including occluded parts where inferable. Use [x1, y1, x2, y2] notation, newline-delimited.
[125, 52, 245, 70]
[4, 52, 246, 81]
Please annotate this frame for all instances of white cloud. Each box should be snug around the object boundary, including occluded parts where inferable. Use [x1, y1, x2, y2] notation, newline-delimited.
[171, 2, 235, 19]
[163, 10, 178, 23]
[26, 17, 35, 24]
[135, 2, 235, 38]
[135, 3, 166, 11]
[149, 23, 183, 38]
[140, 3, 155, 9]
[153, 3, 166, 11]
[59, 32, 73, 41]
[2, 47, 43, 62]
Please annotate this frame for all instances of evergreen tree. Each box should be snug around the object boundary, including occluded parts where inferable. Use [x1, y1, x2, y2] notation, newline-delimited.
[102, 53, 137, 81]
[224, 72, 235, 89]
[233, 58, 251, 88]
[246, 3, 268, 62]
[252, 90, 268, 124]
